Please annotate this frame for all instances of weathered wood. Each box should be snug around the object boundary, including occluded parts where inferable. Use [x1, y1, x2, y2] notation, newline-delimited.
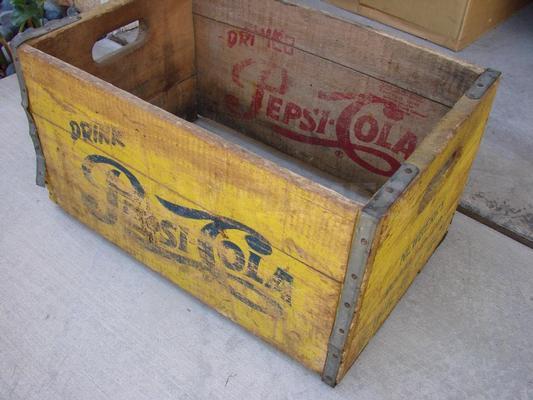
[194, 15, 450, 191]
[338, 81, 500, 381]
[32, 0, 196, 115]
[193, 0, 482, 106]
[19, 44, 361, 372]
[16, 0, 500, 386]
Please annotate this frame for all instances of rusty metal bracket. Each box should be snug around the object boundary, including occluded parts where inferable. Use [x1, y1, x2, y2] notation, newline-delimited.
[322, 163, 420, 387]
[466, 68, 501, 100]
[11, 15, 81, 187]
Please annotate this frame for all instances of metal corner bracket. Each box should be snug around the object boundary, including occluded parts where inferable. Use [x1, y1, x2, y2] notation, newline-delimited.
[465, 68, 501, 100]
[321, 163, 420, 387]
[11, 14, 81, 187]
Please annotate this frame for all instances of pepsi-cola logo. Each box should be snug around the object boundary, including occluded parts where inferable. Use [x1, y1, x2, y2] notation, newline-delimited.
[79, 154, 294, 318]
[225, 58, 419, 177]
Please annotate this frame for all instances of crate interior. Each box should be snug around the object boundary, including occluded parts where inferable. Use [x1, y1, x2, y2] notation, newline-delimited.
[30, 0, 482, 201]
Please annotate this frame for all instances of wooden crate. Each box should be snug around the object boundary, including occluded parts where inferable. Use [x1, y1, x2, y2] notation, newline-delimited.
[13, 0, 500, 386]
[328, 0, 530, 51]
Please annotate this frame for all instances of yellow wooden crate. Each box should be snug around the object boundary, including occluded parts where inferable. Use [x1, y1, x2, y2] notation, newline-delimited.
[13, 0, 499, 386]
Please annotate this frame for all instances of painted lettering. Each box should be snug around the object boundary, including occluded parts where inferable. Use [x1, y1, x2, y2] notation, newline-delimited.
[376, 123, 393, 150]
[266, 95, 283, 121]
[392, 131, 418, 159]
[80, 155, 294, 318]
[316, 111, 331, 135]
[227, 30, 256, 48]
[225, 59, 425, 177]
[69, 120, 126, 148]
[354, 115, 379, 143]
[299, 109, 317, 132]
[226, 26, 295, 56]
[282, 102, 302, 124]
[227, 30, 238, 48]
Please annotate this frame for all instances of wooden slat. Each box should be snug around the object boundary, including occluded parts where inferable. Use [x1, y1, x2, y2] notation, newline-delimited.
[194, 15, 450, 190]
[19, 45, 360, 283]
[338, 82, 499, 381]
[193, 0, 483, 106]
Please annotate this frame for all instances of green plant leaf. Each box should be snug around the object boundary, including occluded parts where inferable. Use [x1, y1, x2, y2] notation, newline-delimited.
[11, 0, 45, 31]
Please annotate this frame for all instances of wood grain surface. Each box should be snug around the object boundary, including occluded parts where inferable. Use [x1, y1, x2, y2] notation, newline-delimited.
[18, 43, 364, 372]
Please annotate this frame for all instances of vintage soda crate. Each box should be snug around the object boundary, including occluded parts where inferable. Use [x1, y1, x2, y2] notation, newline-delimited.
[328, 0, 531, 51]
[13, 0, 500, 386]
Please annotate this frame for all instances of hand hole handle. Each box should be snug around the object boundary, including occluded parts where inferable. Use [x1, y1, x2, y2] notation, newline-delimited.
[92, 19, 148, 64]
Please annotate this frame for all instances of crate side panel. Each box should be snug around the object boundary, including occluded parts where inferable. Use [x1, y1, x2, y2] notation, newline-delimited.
[193, 0, 482, 107]
[338, 85, 499, 380]
[20, 51, 348, 373]
[20, 46, 358, 283]
[33, 0, 196, 112]
[35, 116, 340, 372]
[195, 15, 450, 192]
[145, 76, 197, 120]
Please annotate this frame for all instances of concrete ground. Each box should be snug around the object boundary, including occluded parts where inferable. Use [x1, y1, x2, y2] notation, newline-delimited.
[1, 67, 533, 399]
[302, 0, 533, 246]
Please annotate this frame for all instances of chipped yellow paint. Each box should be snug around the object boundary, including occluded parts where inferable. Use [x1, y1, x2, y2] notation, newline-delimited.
[19, 45, 363, 373]
[338, 82, 499, 381]
[20, 46, 359, 283]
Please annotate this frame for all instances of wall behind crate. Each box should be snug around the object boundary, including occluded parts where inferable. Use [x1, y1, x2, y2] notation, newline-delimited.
[326, 0, 531, 50]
